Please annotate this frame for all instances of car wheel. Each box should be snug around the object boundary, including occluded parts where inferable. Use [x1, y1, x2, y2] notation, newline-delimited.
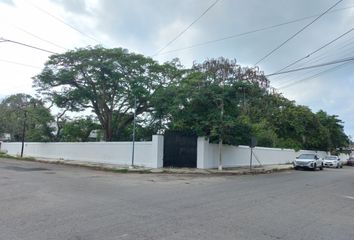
[294, 166, 299, 170]
[336, 164, 339, 168]
[340, 164, 343, 168]
[312, 163, 317, 171]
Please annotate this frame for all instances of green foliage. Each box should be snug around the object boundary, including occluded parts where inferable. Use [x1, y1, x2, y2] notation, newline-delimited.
[150, 57, 349, 150]
[33, 46, 180, 141]
[60, 117, 101, 142]
[316, 110, 349, 152]
[151, 57, 269, 145]
[0, 94, 54, 142]
[27, 47, 348, 150]
[251, 120, 278, 147]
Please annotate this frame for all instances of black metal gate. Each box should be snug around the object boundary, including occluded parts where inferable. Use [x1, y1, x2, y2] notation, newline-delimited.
[163, 131, 197, 168]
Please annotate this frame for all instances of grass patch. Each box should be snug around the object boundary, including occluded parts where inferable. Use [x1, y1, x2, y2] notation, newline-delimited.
[0, 151, 16, 159]
[0, 152, 37, 161]
[109, 168, 129, 173]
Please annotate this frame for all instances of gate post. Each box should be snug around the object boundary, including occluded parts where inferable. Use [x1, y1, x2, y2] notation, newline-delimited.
[197, 137, 209, 169]
[152, 135, 164, 168]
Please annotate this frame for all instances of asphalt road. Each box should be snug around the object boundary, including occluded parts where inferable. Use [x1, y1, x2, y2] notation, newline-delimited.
[0, 158, 354, 240]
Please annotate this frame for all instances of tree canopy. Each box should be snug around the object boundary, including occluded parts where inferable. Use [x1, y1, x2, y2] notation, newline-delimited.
[19, 46, 349, 152]
[33, 46, 181, 141]
[0, 94, 54, 142]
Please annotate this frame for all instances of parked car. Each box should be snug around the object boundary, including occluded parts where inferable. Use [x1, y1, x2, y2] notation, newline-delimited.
[293, 153, 323, 170]
[323, 155, 342, 168]
[347, 157, 354, 166]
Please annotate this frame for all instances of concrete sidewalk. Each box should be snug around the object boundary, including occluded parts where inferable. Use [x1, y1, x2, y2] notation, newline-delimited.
[154, 164, 293, 175]
[0, 154, 293, 175]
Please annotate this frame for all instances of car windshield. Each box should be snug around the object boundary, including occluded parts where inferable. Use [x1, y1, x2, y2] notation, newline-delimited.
[324, 156, 337, 160]
[298, 154, 315, 159]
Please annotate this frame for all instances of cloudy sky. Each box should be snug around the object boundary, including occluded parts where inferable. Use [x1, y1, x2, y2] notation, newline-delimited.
[0, 0, 353, 138]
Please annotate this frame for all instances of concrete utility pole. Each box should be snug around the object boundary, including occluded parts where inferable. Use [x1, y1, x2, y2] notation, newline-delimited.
[218, 104, 223, 171]
[20, 110, 27, 158]
[218, 74, 225, 171]
[249, 137, 258, 171]
[130, 96, 137, 168]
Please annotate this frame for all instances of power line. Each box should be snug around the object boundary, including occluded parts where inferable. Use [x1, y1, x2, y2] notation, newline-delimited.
[270, 50, 354, 88]
[156, 5, 354, 56]
[0, 37, 58, 54]
[266, 56, 354, 76]
[0, 59, 42, 69]
[254, 0, 344, 66]
[152, 0, 221, 56]
[295, 39, 354, 68]
[276, 66, 335, 89]
[272, 44, 351, 88]
[156, 17, 315, 56]
[12, 24, 68, 51]
[279, 62, 351, 89]
[273, 27, 354, 74]
[270, 38, 354, 83]
[25, 0, 101, 44]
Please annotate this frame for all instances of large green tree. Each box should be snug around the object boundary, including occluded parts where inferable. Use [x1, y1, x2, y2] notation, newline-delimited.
[316, 110, 349, 152]
[151, 57, 349, 151]
[152, 58, 269, 145]
[0, 94, 54, 142]
[33, 46, 181, 141]
[245, 92, 349, 151]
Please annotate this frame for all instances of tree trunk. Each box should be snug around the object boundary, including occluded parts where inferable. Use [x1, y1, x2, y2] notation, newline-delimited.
[104, 117, 113, 141]
[101, 112, 113, 141]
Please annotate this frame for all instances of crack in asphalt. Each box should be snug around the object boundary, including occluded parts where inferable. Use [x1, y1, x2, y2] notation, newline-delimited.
[2, 166, 50, 172]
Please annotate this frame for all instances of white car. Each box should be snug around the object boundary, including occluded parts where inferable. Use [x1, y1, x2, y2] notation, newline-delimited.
[323, 155, 342, 168]
[293, 153, 323, 171]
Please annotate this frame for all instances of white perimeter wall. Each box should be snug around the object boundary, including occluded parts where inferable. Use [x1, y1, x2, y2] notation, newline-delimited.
[0, 135, 164, 168]
[1, 135, 350, 169]
[197, 137, 335, 169]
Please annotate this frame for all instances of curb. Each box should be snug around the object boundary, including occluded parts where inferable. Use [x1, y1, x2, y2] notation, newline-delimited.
[0, 154, 293, 175]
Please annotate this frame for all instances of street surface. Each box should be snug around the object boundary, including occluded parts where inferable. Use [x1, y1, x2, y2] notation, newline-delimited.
[0, 158, 353, 240]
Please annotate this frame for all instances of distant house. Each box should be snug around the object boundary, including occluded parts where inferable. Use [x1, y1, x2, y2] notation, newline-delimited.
[89, 129, 104, 141]
[0, 133, 11, 142]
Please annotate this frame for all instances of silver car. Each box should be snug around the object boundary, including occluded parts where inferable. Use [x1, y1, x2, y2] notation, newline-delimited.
[293, 153, 323, 171]
[323, 156, 342, 168]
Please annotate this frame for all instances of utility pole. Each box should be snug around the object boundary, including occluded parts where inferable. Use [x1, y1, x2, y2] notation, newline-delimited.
[20, 110, 27, 158]
[249, 146, 253, 171]
[218, 102, 224, 171]
[218, 73, 225, 171]
[249, 137, 257, 171]
[131, 96, 137, 168]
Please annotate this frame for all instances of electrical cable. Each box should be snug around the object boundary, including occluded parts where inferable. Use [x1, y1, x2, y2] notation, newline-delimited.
[266, 56, 354, 76]
[0, 37, 58, 54]
[270, 38, 354, 83]
[294, 39, 354, 68]
[273, 28, 353, 74]
[0, 58, 42, 69]
[12, 24, 67, 51]
[278, 62, 351, 89]
[254, 0, 343, 66]
[270, 49, 354, 90]
[152, 0, 221, 56]
[155, 5, 354, 56]
[25, 0, 100, 44]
